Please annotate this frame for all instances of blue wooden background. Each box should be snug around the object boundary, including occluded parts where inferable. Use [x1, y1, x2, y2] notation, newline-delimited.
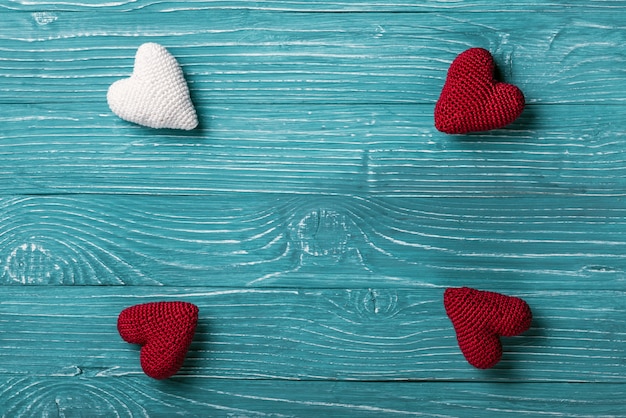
[1, 1, 626, 416]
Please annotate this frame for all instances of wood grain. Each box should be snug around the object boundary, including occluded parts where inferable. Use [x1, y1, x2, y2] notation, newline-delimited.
[1, 377, 625, 417]
[2, 194, 626, 289]
[3, 0, 626, 12]
[2, 104, 626, 197]
[1, 1, 626, 416]
[1, 287, 625, 382]
[1, 11, 626, 105]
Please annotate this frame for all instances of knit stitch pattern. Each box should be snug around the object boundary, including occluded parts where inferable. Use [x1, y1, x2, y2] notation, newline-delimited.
[117, 301, 199, 379]
[434, 48, 525, 134]
[444, 287, 532, 369]
[107, 42, 198, 130]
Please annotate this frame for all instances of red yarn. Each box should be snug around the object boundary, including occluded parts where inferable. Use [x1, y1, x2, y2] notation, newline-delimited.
[444, 287, 532, 369]
[434, 48, 525, 134]
[117, 301, 199, 379]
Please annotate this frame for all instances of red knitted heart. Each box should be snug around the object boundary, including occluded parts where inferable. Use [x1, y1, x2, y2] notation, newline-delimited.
[118, 301, 199, 379]
[435, 48, 525, 134]
[444, 287, 532, 369]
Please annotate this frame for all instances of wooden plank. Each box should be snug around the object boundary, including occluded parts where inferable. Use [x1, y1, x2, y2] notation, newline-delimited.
[1, 287, 625, 382]
[1, 1, 625, 416]
[1, 11, 626, 104]
[4, 0, 626, 12]
[2, 194, 626, 289]
[0, 377, 624, 417]
[2, 104, 626, 197]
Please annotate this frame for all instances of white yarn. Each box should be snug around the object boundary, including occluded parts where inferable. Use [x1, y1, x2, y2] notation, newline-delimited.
[107, 43, 198, 130]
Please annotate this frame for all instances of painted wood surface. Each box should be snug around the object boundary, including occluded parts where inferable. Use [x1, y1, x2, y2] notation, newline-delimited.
[1, 1, 626, 416]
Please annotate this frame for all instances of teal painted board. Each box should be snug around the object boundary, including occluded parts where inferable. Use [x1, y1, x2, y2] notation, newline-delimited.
[1, 1, 626, 416]
[2, 104, 626, 197]
[1, 378, 625, 417]
[1, 11, 626, 105]
[1, 287, 626, 382]
[5, 0, 626, 12]
[2, 194, 626, 289]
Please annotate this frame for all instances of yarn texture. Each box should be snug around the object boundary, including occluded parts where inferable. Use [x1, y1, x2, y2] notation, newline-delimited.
[444, 287, 532, 369]
[434, 48, 525, 134]
[107, 42, 199, 130]
[117, 301, 199, 379]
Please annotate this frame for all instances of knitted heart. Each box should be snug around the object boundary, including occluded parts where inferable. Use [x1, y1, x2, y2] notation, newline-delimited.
[107, 42, 198, 130]
[117, 301, 199, 379]
[444, 287, 532, 369]
[434, 48, 525, 134]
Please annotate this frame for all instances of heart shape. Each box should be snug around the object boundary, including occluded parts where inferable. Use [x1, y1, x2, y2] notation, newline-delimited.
[434, 48, 525, 134]
[107, 43, 198, 130]
[444, 287, 532, 369]
[117, 301, 199, 379]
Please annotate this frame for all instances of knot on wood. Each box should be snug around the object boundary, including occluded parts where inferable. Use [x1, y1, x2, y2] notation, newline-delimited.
[351, 289, 399, 319]
[2, 243, 65, 284]
[292, 208, 351, 264]
[32, 12, 58, 26]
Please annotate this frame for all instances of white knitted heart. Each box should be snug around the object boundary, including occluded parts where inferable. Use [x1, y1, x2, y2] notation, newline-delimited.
[107, 43, 198, 130]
